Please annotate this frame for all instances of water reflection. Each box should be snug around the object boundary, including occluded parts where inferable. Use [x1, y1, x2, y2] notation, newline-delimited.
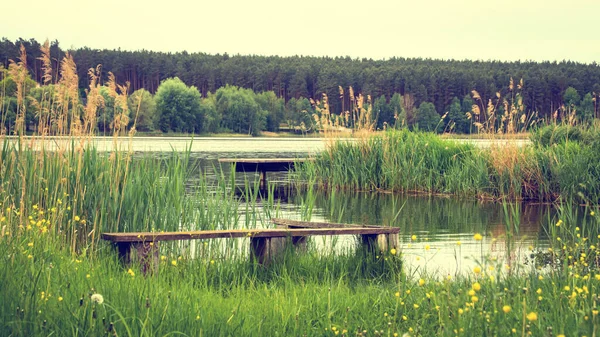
[283, 189, 553, 276]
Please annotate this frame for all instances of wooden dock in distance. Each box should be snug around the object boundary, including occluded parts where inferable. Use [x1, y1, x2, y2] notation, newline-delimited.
[218, 158, 313, 190]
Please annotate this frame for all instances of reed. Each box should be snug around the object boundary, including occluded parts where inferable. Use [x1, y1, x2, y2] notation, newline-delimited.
[298, 128, 600, 203]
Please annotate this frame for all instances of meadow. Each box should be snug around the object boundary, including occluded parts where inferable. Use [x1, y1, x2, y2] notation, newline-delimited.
[2, 44, 600, 336]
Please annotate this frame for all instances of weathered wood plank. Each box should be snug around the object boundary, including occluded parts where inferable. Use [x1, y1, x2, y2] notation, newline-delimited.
[102, 227, 399, 243]
[271, 218, 397, 230]
[218, 158, 312, 173]
[219, 158, 312, 164]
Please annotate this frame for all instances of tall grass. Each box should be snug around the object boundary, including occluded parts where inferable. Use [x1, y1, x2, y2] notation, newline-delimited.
[298, 128, 600, 203]
[2, 200, 600, 336]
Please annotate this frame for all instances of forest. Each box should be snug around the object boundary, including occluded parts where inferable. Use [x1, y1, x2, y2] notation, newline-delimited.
[1, 37, 599, 135]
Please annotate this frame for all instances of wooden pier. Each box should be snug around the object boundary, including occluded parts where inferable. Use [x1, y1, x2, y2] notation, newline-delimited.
[102, 218, 399, 271]
[218, 158, 312, 190]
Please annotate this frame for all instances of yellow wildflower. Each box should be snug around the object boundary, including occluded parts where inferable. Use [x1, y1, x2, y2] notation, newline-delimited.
[473, 233, 483, 241]
[502, 305, 511, 313]
[526, 312, 537, 321]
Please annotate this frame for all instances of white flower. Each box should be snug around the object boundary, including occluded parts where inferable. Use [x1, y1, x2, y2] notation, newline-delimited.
[91, 293, 104, 304]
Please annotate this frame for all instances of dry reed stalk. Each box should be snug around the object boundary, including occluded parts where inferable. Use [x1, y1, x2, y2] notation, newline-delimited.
[32, 40, 55, 138]
[82, 65, 103, 137]
[470, 78, 536, 137]
[7, 45, 29, 138]
[486, 143, 542, 200]
[54, 52, 80, 138]
[0, 64, 6, 136]
[6, 45, 30, 229]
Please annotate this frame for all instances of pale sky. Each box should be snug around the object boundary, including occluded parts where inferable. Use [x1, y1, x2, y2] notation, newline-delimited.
[2, 0, 600, 63]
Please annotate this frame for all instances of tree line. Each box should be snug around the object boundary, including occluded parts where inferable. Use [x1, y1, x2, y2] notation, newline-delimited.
[1, 37, 599, 135]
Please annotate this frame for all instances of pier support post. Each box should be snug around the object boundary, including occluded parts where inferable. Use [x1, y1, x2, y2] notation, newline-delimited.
[360, 233, 399, 253]
[260, 171, 267, 191]
[250, 235, 307, 264]
[115, 241, 159, 274]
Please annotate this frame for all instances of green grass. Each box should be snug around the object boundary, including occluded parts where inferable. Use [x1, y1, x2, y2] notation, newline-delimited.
[2, 201, 600, 336]
[296, 129, 600, 203]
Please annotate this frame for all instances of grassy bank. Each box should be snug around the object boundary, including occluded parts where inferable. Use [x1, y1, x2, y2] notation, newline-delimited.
[2, 195, 600, 336]
[297, 128, 600, 203]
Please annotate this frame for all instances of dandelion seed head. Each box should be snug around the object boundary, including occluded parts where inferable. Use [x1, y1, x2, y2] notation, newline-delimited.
[91, 294, 104, 304]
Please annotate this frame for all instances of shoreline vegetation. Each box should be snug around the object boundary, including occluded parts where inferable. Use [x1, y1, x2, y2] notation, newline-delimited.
[2, 43, 600, 336]
[296, 126, 600, 204]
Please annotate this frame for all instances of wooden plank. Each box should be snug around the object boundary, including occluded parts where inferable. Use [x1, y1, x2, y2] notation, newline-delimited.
[219, 158, 312, 164]
[271, 218, 397, 230]
[218, 158, 313, 173]
[102, 227, 399, 243]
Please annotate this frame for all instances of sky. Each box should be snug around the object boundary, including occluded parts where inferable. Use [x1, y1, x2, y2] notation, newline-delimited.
[2, 0, 600, 63]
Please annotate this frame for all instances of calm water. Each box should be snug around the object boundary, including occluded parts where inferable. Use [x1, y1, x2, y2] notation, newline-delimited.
[17, 136, 546, 276]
